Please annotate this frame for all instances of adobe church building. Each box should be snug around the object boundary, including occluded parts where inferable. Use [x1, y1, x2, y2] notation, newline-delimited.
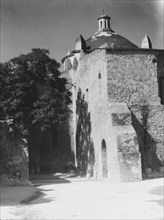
[62, 14, 164, 182]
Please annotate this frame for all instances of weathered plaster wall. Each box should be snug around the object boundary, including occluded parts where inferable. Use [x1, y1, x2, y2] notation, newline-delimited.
[72, 49, 120, 180]
[65, 49, 141, 181]
[106, 51, 164, 175]
[106, 51, 160, 104]
[64, 48, 163, 181]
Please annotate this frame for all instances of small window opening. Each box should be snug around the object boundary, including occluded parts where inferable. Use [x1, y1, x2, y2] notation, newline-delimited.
[104, 21, 106, 29]
[100, 20, 103, 29]
[159, 77, 164, 104]
[86, 88, 89, 102]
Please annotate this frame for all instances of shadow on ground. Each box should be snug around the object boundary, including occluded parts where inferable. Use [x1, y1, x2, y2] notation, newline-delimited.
[22, 173, 74, 205]
[20, 189, 53, 205]
[1, 174, 72, 207]
[148, 185, 164, 207]
[30, 173, 76, 186]
[0, 186, 38, 207]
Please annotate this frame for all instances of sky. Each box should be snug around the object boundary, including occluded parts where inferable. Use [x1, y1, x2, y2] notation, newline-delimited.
[1, 0, 164, 65]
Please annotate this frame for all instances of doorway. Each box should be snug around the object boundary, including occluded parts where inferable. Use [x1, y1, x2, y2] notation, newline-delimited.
[101, 139, 108, 178]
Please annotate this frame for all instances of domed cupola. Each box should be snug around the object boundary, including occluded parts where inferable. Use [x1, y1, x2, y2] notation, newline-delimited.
[86, 13, 138, 50]
[97, 13, 113, 32]
[62, 13, 139, 64]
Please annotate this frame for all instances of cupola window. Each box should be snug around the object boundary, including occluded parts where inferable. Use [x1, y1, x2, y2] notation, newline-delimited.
[97, 14, 111, 31]
[101, 20, 103, 29]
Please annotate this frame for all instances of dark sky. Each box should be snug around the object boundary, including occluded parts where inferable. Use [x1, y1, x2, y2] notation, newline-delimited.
[1, 0, 164, 64]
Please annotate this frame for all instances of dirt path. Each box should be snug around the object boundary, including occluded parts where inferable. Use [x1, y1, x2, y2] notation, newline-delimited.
[1, 178, 163, 219]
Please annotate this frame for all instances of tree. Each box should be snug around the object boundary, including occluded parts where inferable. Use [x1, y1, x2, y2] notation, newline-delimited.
[0, 49, 71, 172]
[0, 48, 71, 132]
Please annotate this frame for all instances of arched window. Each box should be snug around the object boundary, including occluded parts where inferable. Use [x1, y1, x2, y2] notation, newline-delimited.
[101, 139, 108, 178]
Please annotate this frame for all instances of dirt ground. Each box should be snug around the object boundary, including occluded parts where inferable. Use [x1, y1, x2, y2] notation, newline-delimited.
[1, 175, 164, 220]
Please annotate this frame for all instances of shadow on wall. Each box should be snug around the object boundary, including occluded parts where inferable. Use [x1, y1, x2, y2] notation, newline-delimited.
[76, 89, 95, 176]
[131, 105, 163, 178]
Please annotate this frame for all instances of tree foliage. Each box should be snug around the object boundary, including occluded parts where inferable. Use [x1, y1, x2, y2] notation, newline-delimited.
[0, 48, 71, 137]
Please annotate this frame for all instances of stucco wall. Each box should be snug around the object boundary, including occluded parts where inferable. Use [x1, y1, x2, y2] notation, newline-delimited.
[67, 49, 120, 180]
[64, 48, 163, 181]
[66, 49, 142, 181]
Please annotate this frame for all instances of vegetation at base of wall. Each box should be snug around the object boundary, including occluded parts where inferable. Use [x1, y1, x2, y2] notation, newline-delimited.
[0, 121, 29, 185]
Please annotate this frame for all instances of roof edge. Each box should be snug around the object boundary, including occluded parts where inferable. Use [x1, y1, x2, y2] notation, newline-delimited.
[105, 48, 164, 53]
[61, 48, 164, 63]
[61, 50, 81, 63]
